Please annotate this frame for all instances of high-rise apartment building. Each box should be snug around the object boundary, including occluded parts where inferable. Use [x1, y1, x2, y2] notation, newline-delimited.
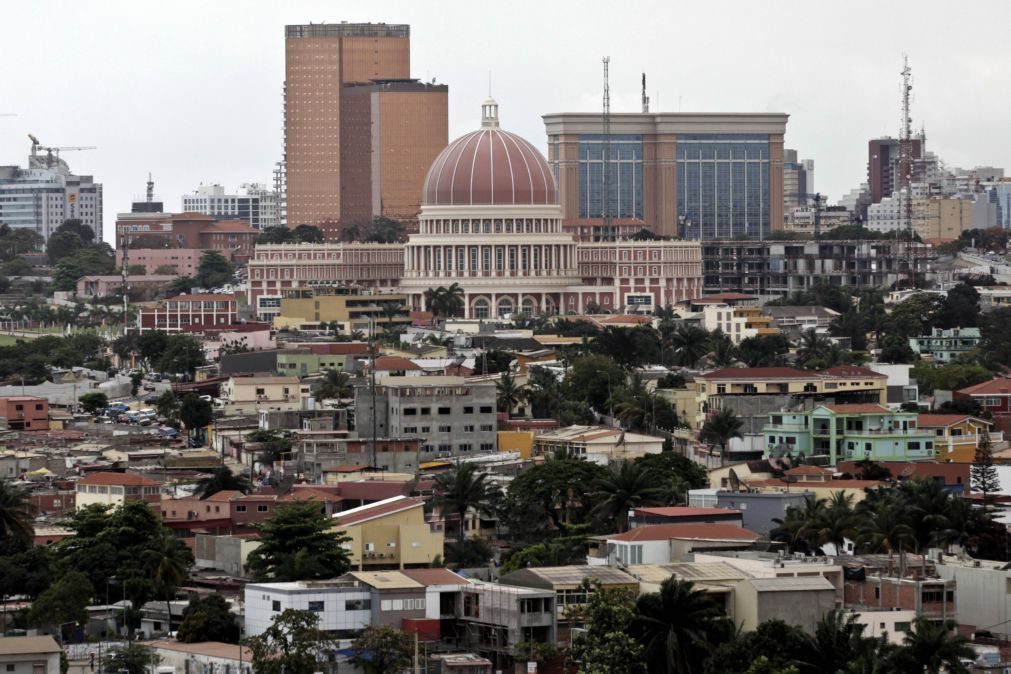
[542, 112, 788, 241]
[182, 183, 279, 229]
[868, 137, 923, 204]
[783, 149, 814, 210]
[283, 23, 411, 235]
[0, 155, 102, 241]
[340, 80, 448, 228]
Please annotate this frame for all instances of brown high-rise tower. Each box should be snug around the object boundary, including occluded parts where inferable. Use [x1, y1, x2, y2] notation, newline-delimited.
[284, 23, 411, 234]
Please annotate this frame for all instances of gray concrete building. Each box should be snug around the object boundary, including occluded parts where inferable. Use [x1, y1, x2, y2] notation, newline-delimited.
[935, 556, 1011, 637]
[715, 491, 815, 534]
[354, 376, 497, 458]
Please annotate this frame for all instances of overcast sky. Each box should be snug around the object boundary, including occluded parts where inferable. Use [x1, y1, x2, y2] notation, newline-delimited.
[3, 0, 1010, 242]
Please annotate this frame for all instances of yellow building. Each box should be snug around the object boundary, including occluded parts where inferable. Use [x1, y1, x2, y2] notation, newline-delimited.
[917, 414, 1001, 463]
[219, 376, 308, 415]
[331, 495, 443, 571]
[656, 386, 707, 431]
[915, 198, 973, 242]
[497, 430, 535, 459]
[697, 365, 887, 405]
[273, 287, 411, 332]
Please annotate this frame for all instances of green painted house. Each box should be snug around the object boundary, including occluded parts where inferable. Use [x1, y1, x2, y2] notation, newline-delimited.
[275, 351, 355, 377]
[763, 403, 936, 466]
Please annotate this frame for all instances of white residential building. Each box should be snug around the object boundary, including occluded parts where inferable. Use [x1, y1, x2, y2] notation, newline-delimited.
[244, 579, 374, 637]
[182, 183, 279, 229]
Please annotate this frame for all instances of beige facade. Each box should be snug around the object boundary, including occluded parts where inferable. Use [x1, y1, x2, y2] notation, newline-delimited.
[219, 376, 308, 415]
[273, 287, 411, 332]
[332, 496, 444, 570]
[284, 24, 411, 233]
[697, 368, 888, 405]
[915, 198, 973, 241]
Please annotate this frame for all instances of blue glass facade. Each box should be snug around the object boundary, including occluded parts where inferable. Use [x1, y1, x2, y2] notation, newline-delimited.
[577, 134, 644, 220]
[677, 133, 771, 241]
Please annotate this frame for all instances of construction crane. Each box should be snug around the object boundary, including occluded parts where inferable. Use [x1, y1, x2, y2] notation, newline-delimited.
[28, 134, 96, 168]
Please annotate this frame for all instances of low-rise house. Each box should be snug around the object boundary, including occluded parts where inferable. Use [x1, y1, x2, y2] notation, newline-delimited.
[735, 576, 838, 632]
[691, 489, 815, 535]
[161, 490, 238, 534]
[244, 577, 374, 637]
[909, 327, 981, 363]
[762, 305, 840, 333]
[629, 506, 744, 529]
[533, 425, 664, 464]
[331, 495, 443, 571]
[839, 554, 956, 622]
[763, 403, 936, 466]
[138, 293, 239, 334]
[624, 562, 747, 616]
[0, 396, 50, 431]
[219, 375, 308, 415]
[74, 472, 161, 510]
[146, 640, 252, 674]
[588, 523, 761, 566]
[230, 488, 342, 529]
[0, 636, 61, 673]
[936, 555, 1011, 638]
[499, 566, 638, 645]
[917, 414, 1002, 463]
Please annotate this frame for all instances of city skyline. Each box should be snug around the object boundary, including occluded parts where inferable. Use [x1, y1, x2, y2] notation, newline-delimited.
[3, 0, 1010, 242]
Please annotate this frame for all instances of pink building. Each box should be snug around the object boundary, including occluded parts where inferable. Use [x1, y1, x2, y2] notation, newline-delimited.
[115, 248, 204, 276]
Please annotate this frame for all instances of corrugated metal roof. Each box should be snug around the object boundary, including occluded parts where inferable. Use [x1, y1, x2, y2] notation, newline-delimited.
[748, 576, 834, 592]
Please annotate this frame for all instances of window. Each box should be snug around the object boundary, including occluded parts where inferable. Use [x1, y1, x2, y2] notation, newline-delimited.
[420, 407, 431, 415]
[480, 424, 494, 432]
[404, 407, 417, 416]
[438, 444, 452, 452]
[463, 406, 474, 414]
[272, 600, 281, 612]
[308, 601, 324, 612]
[438, 407, 451, 415]
[479, 405, 493, 414]
[463, 425, 475, 432]
[894, 621, 911, 633]
[257, 505, 268, 512]
[480, 443, 494, 451]
[438, 425, 451, 432]
[458, 443, 472, 452]
[345, 599, 371, 611]
[403, 426, 418, 434]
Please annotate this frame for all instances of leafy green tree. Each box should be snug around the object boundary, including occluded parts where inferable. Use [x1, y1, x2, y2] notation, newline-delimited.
[155, 390, 179, 420]
[590, 461, 666, 532]
[879, 334, 916, 364]
[0, 546, 54, 600]
[971, 428, 1001, 507]
[143, 529, 191, 635]
[27, 570, 94, 632]
[102, 643, 161, 674]
[349, 624, 414, 674]
[193, 466, 251, 499]
[176, 594, 239, 644]
[196, 250, 234, 288]
[656, 372, 687, 389]
[78, 392, 108, 415]
[630, 578, 731, 674]
[0, 479, 35, 550]
[746, 656, 799, 674]
[256, 226, 295, 244]
[634, 452, 708, 491]
[178, 394, 213, 438]
[571, 582, 646, 674]
[362, 216, 407, 243]
[55, 219, 95, 245]
[472, 349, 516, 375]
[886, 293, 943, 339]
[594, 326, 661, 368]
[912, 362, 993, 394]
[495, 371, 525, 414]
[736, 334, 790, 367]
[129, 371, 144, 397]
[935, 283, 981, 329]
[169, 276, 197, 295]
[705, 619, 810, 674]
[433, 462, 502, 540]
[979, 307, 1011, 367]
[829, 309, 869, 352]
[499, 459, 608, 540]
[245, 501, 352, 582]
[700, 408, 743, 465]
[291, 224, 324, 243]
[443, 537, 494, 568]
[247, 609, 338, 674]
[500, 532, 590, 574]
[46, 229, 83, 263]
[247, 429, 293, 465]
[565, 354, 626, 411]
[135, 330, 169, 363]
[157, 334, 206, 374]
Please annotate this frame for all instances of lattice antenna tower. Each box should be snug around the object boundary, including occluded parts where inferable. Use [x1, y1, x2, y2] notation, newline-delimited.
[602, 57, 612, 241]
[899, 56, 915, 285]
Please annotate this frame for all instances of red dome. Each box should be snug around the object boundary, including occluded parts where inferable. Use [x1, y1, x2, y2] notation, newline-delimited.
[422, 99, 556, 207]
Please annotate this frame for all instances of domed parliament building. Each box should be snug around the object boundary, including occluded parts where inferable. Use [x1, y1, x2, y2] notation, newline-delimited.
[248, 100, 703, 321]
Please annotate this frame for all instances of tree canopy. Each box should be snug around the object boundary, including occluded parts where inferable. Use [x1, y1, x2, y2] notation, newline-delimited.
[245, 500, 352, 582]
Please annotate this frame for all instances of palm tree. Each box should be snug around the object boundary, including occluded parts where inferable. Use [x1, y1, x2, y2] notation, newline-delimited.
[495, 371, 525, 415]
[707, 332, 737, 368]
[444, 283, 465, 317]
[796, 329, 834, 368]
[590, 461, 666, 532]
[700, 408, 743, 466]
[143, 531, 192, 636]
[771, 494, 827, 554]
[423, 287, 445, 317]
[379, 302, 406, 334]
[886, 617, 973, 674]
[316, 369, 353, 400]
[193, 466, 251, 500]
[0, 479, 35, 550]
[808, 491, 857, 555]
[670, 325, 710, 368]
[856, 497, 916, 576]
[613, 373, 655, 432]
[630, 578, 730, 674]
[794, 610, 891, 674]
[432, 463, 502, 540]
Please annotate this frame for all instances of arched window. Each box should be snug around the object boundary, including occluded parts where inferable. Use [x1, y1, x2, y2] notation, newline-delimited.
[497, 298, 514, 318]
[521, 297, 536, 317]
[473, 299, 490, 319]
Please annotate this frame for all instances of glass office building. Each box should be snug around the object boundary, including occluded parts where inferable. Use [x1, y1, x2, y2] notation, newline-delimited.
[676, 134, 771, 241]
[576, 134, 644, 220]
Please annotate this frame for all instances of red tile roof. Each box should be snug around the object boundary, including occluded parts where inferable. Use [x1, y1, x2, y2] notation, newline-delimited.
[166, 293, 236, 302]
[200, 220, 257, 233]
[337, 480, 413, 501]
[373, 356, 421, 371]
[400, 568, 470, 586]
[609, 523, 759, 542]
[333, 496, 424, 526]
[957, 378, 1011, 396]
[304, 342, 371, 356]
[281, 487, 342, 503]
[822, 404, 890, 414]
[600, 314, 654, 325]
[700, 367, 815, 380]
[204, 490, 242, 502]
[633, 507, 741, 518]
[79, 472, 161, 487]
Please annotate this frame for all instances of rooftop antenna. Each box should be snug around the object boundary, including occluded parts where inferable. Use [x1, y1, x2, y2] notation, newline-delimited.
[641, 72, 650, 113]
[899, 55, 915, 287]
[602, 57, 612, 242]
[146, 172, 154, 203]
